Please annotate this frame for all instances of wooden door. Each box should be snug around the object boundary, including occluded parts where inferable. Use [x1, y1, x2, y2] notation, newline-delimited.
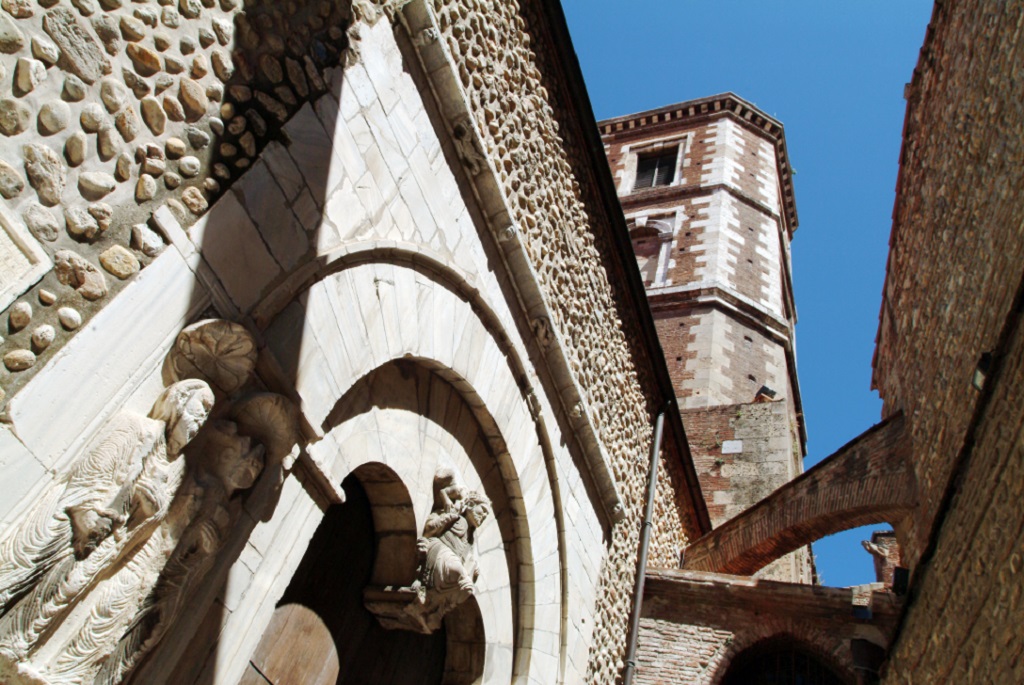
[239, 476, 446, 685]
[240, 604, 340, 685]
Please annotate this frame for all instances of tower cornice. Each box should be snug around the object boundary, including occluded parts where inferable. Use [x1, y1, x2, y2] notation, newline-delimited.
[598, 93, 799, 236]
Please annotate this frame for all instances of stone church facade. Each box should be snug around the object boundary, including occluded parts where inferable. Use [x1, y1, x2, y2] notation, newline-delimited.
[0, 1, 1020, 684]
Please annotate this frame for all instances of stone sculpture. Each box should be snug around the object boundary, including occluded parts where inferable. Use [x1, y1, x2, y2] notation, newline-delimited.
[0, 379, 215, 664]
[0, 392, 296, 685]
[50, 420, 267, 685]
[364, 467, 491, 634]
[407, 480, 491, 633]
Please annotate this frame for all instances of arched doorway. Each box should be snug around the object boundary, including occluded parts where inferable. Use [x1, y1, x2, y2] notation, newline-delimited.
[240, 474, 448, 684]
[720, 637, 852, 685]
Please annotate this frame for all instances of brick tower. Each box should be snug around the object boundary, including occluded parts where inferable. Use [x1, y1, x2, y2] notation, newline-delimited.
[600, 94, 812, 582]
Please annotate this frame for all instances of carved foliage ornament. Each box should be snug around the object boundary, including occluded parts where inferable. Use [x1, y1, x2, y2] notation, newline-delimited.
[164, 319, 258, 396]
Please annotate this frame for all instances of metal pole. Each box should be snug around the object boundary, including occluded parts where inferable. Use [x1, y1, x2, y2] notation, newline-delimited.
[622, 408, 666, 685]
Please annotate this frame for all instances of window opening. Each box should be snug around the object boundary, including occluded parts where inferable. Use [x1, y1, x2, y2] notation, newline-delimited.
[634, 147, 677, 189]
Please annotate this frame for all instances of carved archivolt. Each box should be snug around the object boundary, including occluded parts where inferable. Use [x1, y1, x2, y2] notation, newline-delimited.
[0, 319, 298, 685]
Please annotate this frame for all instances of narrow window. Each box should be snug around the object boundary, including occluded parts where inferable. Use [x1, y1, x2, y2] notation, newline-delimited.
[634, 147, 677, 190]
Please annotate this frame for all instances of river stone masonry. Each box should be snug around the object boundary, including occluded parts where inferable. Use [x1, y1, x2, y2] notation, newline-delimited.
[0, 0, 352, 407]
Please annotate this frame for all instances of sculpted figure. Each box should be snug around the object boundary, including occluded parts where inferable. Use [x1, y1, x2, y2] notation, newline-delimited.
[405, 469, 491, 633]
[0, 379, 214, 664]
[19, 420, 265, 685]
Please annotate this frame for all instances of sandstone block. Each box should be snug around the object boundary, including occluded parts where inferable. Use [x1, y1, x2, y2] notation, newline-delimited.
[57, 306, 81, 329]
[88, 202, 112, 232]
[77, 171, 116, 200]
[141, 157, 165, 177]
[122, 69, 151, 98]
[99, 244, 140, 279]
[131, 223, 164, 256]
[190, 53, 208, 79]
[64, 132, 86, 167]
[8, 301, 31, 330]
[119, 14, 146, 42]
[0, 11, 24, 54]
[135, 173, 156, 201]
[165, 137, 186, 158]
[181, 186, 207, 214]
[178, 155, 200, 177]
[140, 97, 166, 135]
[23, 203, 60, 242]
[65, 205, 100, 240]
[134, 7, 157, 28]
[23, 143, 66, 206]
[43, 7, 110, 84]
[0, 98, 30, 136]
[126, 43, 161, 77]
[115, 107, 141, 142]
[53, 249, 107, 300]
[163, 95, 185, 122]
[79, 103, 106, 133]
[90, 14, 120, 56]
[14, 57, 46, 95]
[100, 77, 129, 113]
[38, 101, 71, 135]
[31, 36, 59, 65]
[0, 159, 24, 198]
[164, 54, 185, 75]
[178, 78, 209, 122]
[4, 349, 35, 372]
[97, 126, 119, 160]
[31, 324, 55, 351]
[115, 151, 132, 181]
[62, 75, 86, 102]
[72, 0, 97, 14]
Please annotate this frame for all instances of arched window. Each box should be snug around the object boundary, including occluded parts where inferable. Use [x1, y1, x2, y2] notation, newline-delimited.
[721, 637, 851, 685]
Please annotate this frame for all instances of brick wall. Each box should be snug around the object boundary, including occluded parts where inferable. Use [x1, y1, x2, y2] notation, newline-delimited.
[871, 4, 1024, 682]
[681, 401, 811, 582]
[634, 569, 901, 685]
[872, 0, 1024, 567]
[883, 272, 1024, 683]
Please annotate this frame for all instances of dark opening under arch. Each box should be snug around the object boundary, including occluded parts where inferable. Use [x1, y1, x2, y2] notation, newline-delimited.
[721, 637, 852, 685]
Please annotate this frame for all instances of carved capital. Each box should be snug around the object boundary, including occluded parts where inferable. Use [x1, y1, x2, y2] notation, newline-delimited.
[164, 319, 257, 396]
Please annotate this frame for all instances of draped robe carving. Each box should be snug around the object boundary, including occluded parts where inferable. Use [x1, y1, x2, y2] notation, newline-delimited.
[0, 380, 215, 680]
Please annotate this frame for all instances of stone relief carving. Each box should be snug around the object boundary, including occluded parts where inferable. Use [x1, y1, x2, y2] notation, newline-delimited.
[0, 318, 299, 685]
[62, 419, 266, 685]
[164, 318, 258, 397]
[451, 117, 487, 177]
[365, 466, 491, 635]
[0, 379, 215, 663]
[531, 315, 554, 350]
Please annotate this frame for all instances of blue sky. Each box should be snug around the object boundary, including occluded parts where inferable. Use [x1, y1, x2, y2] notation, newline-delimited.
[562, 1, 934, 587]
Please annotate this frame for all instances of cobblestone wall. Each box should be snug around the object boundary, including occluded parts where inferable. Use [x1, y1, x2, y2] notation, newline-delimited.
[428, 2, 699, 681]
[0, 0, 352, 406]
